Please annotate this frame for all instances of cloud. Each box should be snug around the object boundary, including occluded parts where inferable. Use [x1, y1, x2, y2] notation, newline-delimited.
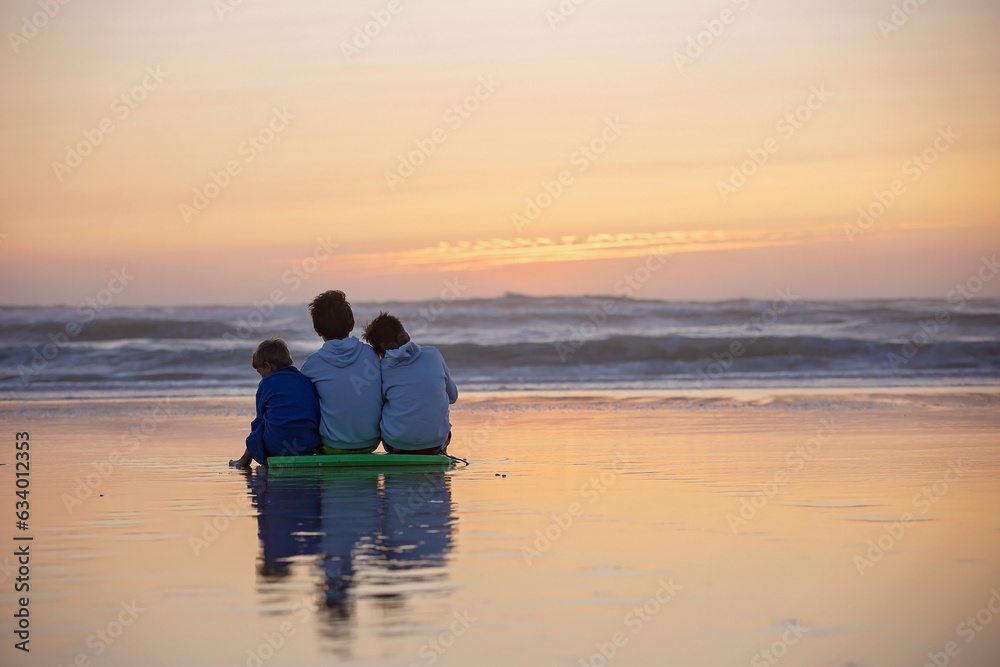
[329, 226, 848, 275]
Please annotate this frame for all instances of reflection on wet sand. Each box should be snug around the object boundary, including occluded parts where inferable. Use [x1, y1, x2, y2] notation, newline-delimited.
[244, 467, 455, 643]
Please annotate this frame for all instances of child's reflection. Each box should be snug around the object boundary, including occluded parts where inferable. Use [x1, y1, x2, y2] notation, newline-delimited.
[245, 467, 454, 623]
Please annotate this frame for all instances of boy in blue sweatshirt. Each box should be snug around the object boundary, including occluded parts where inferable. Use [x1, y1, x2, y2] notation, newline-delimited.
[230, 337, 321, 468]
[362, 313, 458, 455]
[300, 291, 383, 453]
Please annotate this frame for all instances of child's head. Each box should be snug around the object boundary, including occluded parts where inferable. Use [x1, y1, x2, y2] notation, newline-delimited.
[309, 290, 355, 341]
[252, 336, 293, 378]
[362, 312, 410, 358]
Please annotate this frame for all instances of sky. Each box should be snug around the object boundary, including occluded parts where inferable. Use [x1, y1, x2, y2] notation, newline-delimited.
[0, 0, 998, 305]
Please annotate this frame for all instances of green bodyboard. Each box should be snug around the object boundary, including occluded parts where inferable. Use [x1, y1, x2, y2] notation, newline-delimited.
[267, 453, 453, 469]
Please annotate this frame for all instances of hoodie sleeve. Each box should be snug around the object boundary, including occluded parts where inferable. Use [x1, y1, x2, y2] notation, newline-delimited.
[443, 359, 458, 405]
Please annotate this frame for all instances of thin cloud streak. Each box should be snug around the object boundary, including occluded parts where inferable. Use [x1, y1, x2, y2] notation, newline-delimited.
[329, 226, 850, 275]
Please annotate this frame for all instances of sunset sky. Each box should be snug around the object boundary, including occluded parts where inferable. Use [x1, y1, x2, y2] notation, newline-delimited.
[1, 0, 998, 305]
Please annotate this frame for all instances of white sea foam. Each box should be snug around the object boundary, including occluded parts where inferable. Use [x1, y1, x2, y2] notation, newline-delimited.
[1, 296, 998, 399]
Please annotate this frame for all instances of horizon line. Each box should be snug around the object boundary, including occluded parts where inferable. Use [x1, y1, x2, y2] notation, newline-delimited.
[3, 293, 999, 309]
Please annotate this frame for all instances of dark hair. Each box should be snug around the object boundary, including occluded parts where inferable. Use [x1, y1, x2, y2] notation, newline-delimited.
[309, 290, 354, 340]
[362, 312, 409, 357]
[253, 336, 293, 369]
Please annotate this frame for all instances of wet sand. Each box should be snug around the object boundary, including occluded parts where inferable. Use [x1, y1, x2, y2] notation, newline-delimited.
[1, 389, 999, 666]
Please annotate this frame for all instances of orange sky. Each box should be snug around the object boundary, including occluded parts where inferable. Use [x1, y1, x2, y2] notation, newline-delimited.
[1, 0, 998, 305]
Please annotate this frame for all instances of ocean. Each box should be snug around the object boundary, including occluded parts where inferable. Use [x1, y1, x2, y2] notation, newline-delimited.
[2, 295, 998, 399]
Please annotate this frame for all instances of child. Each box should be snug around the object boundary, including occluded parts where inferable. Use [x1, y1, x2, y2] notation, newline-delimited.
[230, 337, 321, 468]
[362, 312, 458, 455]
[300, 290, 383, 453]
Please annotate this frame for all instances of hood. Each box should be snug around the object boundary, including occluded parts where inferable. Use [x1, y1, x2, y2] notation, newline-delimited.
[383, 341, 422, 368]
[314, 336, 365, 367]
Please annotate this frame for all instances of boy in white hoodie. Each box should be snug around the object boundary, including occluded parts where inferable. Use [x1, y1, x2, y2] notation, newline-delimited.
[301, 291, 383, 453]
[362, 312, 458, 455]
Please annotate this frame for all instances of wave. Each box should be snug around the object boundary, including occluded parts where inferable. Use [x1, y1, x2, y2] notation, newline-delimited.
[1, 297, 998, 397]
[2, 333, 996, 392]
[436, 334, 1000, 372]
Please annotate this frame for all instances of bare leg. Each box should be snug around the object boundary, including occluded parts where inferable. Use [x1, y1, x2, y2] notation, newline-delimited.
[229, 449, 253, 468]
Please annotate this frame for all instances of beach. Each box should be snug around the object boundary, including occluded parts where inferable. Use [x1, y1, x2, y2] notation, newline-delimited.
[5, 0, 1000, 662]
[2, 388, 998, 666]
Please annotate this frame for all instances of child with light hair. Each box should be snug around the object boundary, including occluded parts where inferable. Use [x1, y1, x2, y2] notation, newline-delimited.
[230, 336, 320, 468]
